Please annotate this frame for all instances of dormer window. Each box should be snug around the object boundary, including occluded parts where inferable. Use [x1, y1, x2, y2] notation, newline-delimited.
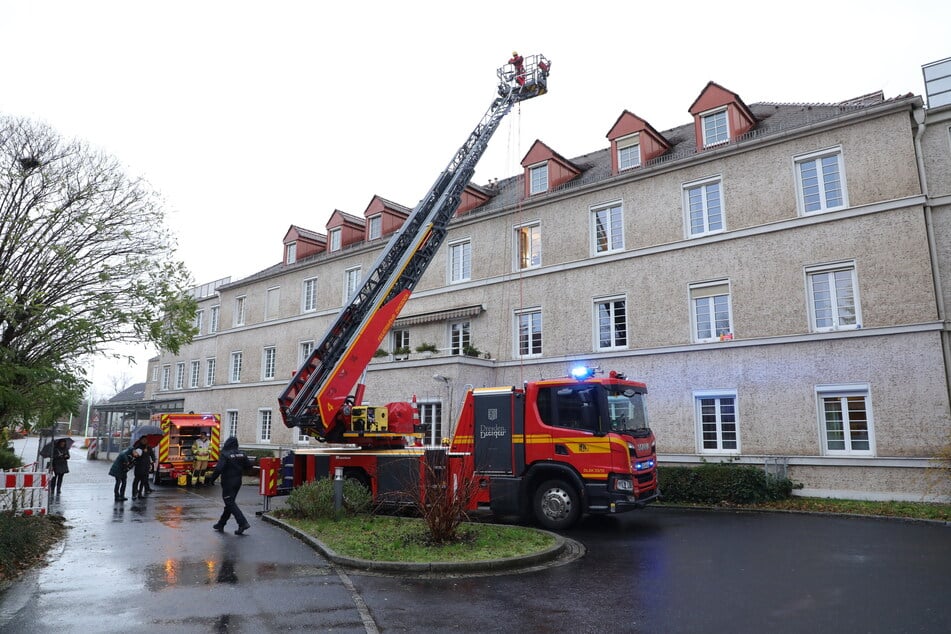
[617, 134, 641, 171]
[702, 109, 729, 147]
[529, 163, 548, 195]
[329, 228, 342, 252]
[285, 242, 297, 264]
[368, 215, 382, 240]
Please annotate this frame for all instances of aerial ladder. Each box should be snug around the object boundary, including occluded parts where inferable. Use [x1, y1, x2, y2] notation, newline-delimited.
[278, 54, 551, 442]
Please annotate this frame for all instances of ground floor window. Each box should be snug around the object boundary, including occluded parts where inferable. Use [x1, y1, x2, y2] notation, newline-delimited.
[417, 400, 443, 446]
[817, 384, 873, 454]
[258, 409, 272, 443]
[694, 390, 739, 453]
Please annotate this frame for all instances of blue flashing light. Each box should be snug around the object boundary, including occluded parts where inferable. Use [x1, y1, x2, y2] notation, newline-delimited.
[570, 366, 595, 380]
[635, 459, 656, 471]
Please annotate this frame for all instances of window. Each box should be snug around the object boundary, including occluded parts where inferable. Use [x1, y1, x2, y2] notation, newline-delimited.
[595, 296, 627, 350]
[702, 109, 729, 147]
[516, 309, 542, 357]
[417, 401, 443, 445]
[189, 360, 200, 388]
[807, 263, 860, 331]
[297, 427, 310, 444]
[449, 239, 471, 283]
[210, 305, 220, 333]
[265, 286, 280, 320]
[684, 177, 724, 237]
[175, 362, 185, 390]
[229, 351, 242, 383]
[796, 148, 846, 213]
[161, 365, 170, 391]
[226, 410, 238, 439]
[516, 222, 541, 270]
[259, 409, 272, 443]
[695, 391, 739, 453]
[591, 203, 624, 254]
[529, 163, 548, 195]
[617, 134, 641, 171]
[205, 358, 216, 387]
[329, 228, 342, 252]
[299, 340, 314, 366]
[233, 296, 246, 327]
[392, 329, 409, 354]
[151, 365, 159, 383]
[194, 310, 204, 335]
[302, 277, 317, 312]
[817, 385, 873, 455]
[368, 215, 382, 240]
[344, 267, 361, 303]
[286, 242, 297, 264]
[450, 321, 470, 355]
[690, 281, 732, 342]
[262, 346, 276, 380]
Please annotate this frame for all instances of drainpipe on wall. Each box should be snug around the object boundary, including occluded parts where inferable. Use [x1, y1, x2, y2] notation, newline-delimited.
[912, 105, 951, 405]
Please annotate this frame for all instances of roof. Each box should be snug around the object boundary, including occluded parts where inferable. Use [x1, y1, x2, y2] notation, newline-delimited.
[109, 382, 146, 404]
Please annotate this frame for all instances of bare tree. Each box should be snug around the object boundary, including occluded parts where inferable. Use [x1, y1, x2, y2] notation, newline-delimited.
[0, 115, 197, 430]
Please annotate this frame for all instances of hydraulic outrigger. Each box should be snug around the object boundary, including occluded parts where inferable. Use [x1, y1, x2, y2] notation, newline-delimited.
[278, 55, 551, 442]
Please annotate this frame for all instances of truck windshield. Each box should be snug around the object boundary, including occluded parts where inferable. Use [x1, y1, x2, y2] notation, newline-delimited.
[606, 387, 649, 434]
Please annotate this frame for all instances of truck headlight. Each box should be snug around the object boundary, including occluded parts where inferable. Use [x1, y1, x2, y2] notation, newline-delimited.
[614, 477, 633, 492]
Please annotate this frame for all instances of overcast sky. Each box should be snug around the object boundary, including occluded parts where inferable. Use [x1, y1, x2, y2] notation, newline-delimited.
[3, 0, 949, 397]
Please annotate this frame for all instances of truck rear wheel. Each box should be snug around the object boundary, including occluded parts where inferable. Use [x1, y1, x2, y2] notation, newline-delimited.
[533, 479, 580, 530]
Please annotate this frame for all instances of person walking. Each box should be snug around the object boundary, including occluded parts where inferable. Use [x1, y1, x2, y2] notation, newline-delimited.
[131, 438, 152, 499]
[207, 436, 252, 535]
[49, 439, 70, 495]
[109, 445, 136, 502]
[191, 431, 211, 485]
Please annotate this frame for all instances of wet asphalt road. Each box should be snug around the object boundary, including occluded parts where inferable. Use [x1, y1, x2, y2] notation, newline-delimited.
[2, 437, 950, 633]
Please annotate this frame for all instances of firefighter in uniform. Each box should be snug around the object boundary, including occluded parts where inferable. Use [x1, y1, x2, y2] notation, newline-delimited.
[191, 431, 211, 485]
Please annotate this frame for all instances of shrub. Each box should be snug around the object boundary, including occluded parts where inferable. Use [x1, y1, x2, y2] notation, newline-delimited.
[0, 448, 22, 470]
[285, 478, 372, 519]
[659, 463, 796, 505]
[0, 513, 66, 582]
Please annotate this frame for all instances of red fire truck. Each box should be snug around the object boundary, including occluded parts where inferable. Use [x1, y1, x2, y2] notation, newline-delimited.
[153, 413, 220, 486]
[276, 55, 659, 529]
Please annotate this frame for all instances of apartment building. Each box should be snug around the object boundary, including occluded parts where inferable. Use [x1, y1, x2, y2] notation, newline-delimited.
[145, 70, 951, 502]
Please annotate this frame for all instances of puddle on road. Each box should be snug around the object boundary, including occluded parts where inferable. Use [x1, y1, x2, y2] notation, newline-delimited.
[144, 558, 330, 590]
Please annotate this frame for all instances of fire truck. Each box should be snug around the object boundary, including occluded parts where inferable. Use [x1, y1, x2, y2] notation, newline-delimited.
[277, 55, 659, 529]
[152, 413, 221, 486]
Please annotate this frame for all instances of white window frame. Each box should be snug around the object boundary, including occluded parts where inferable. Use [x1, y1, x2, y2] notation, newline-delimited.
[329, 228, 342, 252]
[590, 202, 624, 255]
[795, 146, 848, 214]
[175, 362, 185, 390]
[417, 400, 443, 446]
[515, 308, 543, 358]
[301, 277, 318, 313]
[285, 241, 297, 264]
[262, 346, 277, 380]
[296, 427, 311, 444]
[151, 365, 159, 383]
[701, 108, 729, 147]
[344, 267, 361, 303]
[368, 214, 382, 240]
[265, 286, 280, 320]
[683, 176, 725, 238]
[258, 408, 272, 443]
[189, 360, 200, 389]
[233, 296, 246, 327]
[448, 239, 472, 283]
[617, 133, 641, 171]
[806, 262, 861, 332]
[299, 340, 314, 367]
[529, 162, 549, 195]
[449, 321, 470, 355]
[161, 365, 171, 391]
[205, 358, 216, 387]
[690, 280, 733, 343]
[209, 305, 220, 333]
[515, 221, 541, 270]
[594, 295, 628, 351]
[392, 330, 409, 355]
[229, 351, 242, 384]
[694, 389, 740, 454]
[816, 384, 874, 456]
[194, 310, 204, 335]
[226, 410, 238, 439]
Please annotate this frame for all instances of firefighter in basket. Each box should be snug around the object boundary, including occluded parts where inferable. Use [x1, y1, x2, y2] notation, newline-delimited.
[191, 431, 212, 485]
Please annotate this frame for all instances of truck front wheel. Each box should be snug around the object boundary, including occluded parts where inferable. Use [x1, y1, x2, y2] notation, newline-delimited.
[533, 479, 580, 530]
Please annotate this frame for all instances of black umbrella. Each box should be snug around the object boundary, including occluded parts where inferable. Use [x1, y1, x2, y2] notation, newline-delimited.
[39, 437, 75, 459]
[131, 425, 163, 447]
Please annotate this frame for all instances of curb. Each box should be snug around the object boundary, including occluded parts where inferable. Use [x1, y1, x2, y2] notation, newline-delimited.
[261, 513, 580, 575]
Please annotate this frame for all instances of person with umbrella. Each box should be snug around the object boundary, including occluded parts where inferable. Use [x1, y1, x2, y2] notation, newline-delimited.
[131, 437, 152, 499]
[48, 438, 71, 495]
[207, 436, 252, 535]
[109, 445, 136, 502]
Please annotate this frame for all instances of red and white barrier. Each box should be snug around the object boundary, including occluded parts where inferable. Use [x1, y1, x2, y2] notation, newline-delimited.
[0, 467, 49, 516]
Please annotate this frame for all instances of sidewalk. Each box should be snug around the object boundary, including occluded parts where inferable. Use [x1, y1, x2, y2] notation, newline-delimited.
[1, 437, 372, 633]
